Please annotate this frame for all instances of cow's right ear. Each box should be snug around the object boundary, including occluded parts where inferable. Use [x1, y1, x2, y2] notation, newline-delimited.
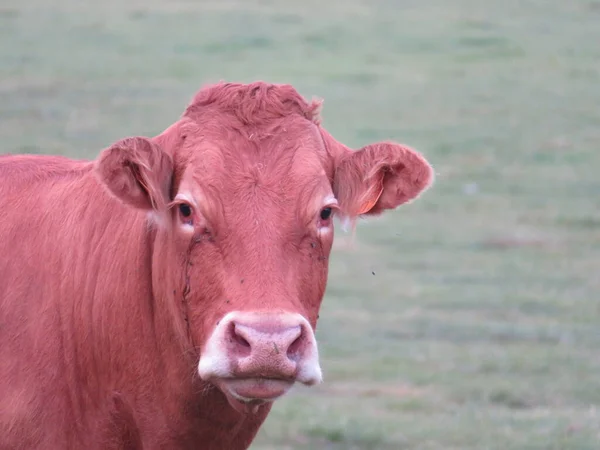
[95, 136, 173, 211]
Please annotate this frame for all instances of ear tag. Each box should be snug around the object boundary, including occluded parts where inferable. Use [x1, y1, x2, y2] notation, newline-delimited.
[356, 174, 384, 215]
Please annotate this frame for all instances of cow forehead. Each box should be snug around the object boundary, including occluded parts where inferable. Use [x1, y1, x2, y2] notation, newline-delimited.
[182, 119, 329, 194]
[175, 117, 333, 224]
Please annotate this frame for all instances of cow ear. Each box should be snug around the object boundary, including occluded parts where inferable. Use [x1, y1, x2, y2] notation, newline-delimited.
[95, 136, 173, 211]
[333, 142, 434, 218]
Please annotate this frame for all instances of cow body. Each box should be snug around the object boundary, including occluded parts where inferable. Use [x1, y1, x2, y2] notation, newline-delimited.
[0, 82, 433, 449]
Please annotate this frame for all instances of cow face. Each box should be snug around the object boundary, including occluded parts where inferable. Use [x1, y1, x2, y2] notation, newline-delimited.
[95, 82, 433, 414]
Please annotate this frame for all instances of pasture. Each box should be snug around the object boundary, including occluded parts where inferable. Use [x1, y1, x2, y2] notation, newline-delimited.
[1, 0, 599, 448]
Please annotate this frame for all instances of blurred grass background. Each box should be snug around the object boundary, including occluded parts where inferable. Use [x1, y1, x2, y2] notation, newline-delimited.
[2, 0, 600, 448]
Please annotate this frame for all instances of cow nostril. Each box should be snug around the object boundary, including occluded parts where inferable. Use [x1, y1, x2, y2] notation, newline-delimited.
[235, 333, 251, 349]
[230, 323, 252, 353]
[286, 332, 304, 361]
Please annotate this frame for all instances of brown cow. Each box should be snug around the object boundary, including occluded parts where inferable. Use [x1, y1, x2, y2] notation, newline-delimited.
[0, 81, 433, 449]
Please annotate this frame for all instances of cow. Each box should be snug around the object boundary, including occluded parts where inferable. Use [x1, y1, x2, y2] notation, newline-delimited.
[0, 81, 433, 450]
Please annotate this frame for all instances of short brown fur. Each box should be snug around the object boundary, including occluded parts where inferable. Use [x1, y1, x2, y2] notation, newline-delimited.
[0, 81, 433, 449]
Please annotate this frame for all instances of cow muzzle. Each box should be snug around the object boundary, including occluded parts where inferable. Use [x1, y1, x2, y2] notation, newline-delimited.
[198, 311, 322, 413]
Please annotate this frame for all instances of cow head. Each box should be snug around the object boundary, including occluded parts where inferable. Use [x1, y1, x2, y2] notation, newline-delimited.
[95, 82, 433, 414]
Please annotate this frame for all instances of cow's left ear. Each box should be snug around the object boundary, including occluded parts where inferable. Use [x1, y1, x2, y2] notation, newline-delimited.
[333, 142, 434, 217]
[95, 136, 173, 211]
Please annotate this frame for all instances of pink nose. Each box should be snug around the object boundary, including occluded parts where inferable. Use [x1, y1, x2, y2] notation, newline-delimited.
[227, 318, 307, 378]
[198, 312, 323, 387]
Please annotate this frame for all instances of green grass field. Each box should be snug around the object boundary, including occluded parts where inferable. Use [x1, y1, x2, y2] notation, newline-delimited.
[2, 0, 600, 448]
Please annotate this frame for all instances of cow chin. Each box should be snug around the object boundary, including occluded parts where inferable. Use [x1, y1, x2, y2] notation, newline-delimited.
[212, 378, 294, 414]
[197, 311, 323, 413]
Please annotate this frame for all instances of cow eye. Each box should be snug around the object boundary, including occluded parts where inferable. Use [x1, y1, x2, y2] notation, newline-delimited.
[320, 207, 332, 221]
[179, 203, 192, 218]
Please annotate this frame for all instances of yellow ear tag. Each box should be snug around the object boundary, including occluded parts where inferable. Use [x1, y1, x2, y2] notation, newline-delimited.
[356, 176, 384, 215]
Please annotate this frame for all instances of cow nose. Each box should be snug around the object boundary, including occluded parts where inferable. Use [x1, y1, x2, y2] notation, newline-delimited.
[198, 312, 322, 387]
[230, 321, 304, 365]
